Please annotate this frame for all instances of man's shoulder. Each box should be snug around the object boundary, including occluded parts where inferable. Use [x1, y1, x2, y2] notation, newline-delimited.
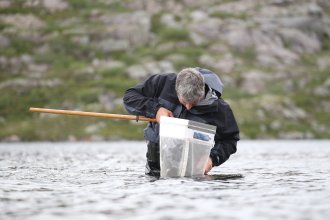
[148, 72, 176, 83]
[153, 72, 176, 79]
[216, 98, 233, 111]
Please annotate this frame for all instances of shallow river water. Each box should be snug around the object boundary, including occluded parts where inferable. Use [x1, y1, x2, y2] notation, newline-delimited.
[0, 140, 330, 220]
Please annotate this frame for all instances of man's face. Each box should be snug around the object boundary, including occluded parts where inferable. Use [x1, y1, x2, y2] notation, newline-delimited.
[178, 97, 197, 110]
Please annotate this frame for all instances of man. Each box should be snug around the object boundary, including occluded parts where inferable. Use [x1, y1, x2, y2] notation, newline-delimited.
[123, 67, 239, 176]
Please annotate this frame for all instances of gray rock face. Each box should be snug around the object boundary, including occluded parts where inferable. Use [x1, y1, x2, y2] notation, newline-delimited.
[0, 0, 329, 140]
[126, 60, 175, 80]
[0, 78, 62, 92]
[0, 14, 45, 30]
[0, 34, 9, 48]
[278, 29, 321, 54]
[95, 12, 152, 51]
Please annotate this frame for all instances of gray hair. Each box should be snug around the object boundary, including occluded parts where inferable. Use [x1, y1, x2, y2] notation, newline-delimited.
[175, 68, 205, 103]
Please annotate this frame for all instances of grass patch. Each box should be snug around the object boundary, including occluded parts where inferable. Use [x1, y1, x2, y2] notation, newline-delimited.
[93, 69, 138, 96]
[0, 36, 35, 56]
[224, 87, 255, 99]
[68, 0, 104, 10]
[0, 1, 39, 14]
[151, 12, 164, 34]
[158, 27, 190, 41]
[100, 120, 146, 140]
[239, 122, 260, 139]
[210, 11, 248, 20]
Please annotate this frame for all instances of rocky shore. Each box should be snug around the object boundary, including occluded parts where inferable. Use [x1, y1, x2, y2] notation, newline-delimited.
[0, 0, 329, 140]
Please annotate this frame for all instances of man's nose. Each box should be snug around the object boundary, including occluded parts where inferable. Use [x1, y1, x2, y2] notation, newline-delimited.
[185, 103, 193, 110]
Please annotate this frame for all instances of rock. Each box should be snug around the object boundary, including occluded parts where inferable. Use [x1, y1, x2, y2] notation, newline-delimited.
[279, 131, 314, 139]
[311, 120, 327, 134]
[221, 75, 236, 88]
[0, 78, 62, 91]
[20, 54, 33, 64]
[317, 0, 330, 9]
[317, 56, 330, 70]
[241, 70, 272, 94]
[0, 14, 45, 31]
[282, 98, 307, 120]
[208, 43, 229, 54]
[199, 53, 241, 74]
[72, 35, 90, 46]
[307, 2, 323, 17]
[321, 100, 330, 112]
[97, 39, 129, 52]
[126, 60, 175, 80]
[165, 54, 187, 63]
[221, 26, 254, 52]
[198, 54, 217, 69]
[27, 63, 49, 78]
[24, 0, 68, 12]
[216, 53, 242, 73]
[0, 56, 25, 75]
[211, 0, 258, 14]
[278, 28, 321, 54]
[252, 29, 300, 66]
[259, 96, 307, 120]
[275, 16, 324, 33]
[256, 43, 299, 66]
[190, 32, 207, 45]
[92, 59, 125, 70]
[3, 135, 21, 142]
[0, 34, 10, 48]
[270, 0, 294, 7]
[190, 10, 208, 22]
[0, 116, 6, 124]
[313, 78, 330, 96]
[160, 13, 183, 29]
[270, 120, 282, 130]
[0, 0, 10, 8]
[34, 44, 51, 56]
[158, 60, 175, 72]
[189, 11, 223, 43]
[113, 98, 124, 109]
[89, 135, 105, 142]
[256, 109, 266, 120]
[85, 122, 106, 134]
[126, 65, 148, 80]
[98, 92, 116, 111]
[97, 12, 152, 48]
[0, 14, 45, 41]
[43, 0, 68, 12]
[67, 135, 77, 142]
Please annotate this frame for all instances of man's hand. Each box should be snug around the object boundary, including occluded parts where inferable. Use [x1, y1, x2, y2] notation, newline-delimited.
[204, 157, 213, 175]
[156, 107, 173, 123]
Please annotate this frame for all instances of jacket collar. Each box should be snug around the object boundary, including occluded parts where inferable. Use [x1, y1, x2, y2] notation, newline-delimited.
[188, 86, 219, 114]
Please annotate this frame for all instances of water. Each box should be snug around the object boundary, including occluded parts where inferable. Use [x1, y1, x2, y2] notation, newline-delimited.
[0, 140, 329, 220]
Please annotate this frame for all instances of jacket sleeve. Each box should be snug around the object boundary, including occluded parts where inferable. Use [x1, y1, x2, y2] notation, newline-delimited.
[210, 104, 240, 166]
[123, 74, 163, 118]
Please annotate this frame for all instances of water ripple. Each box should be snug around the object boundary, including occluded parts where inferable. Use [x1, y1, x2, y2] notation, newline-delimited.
[0, 141, 330, 220]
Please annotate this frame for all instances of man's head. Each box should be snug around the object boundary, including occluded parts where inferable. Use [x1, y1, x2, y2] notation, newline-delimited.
[175, 68, 205, 110]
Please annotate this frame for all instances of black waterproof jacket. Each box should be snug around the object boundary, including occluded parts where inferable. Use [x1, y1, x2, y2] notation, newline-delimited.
[123, 71, 239, 167]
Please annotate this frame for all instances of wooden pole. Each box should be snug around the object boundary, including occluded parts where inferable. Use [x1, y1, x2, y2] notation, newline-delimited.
[29, 107, 157, 122]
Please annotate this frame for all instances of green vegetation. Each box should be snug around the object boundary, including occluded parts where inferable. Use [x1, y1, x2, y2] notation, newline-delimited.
[210, 11, 249, 20]
[0, 0, 329, 141]
[158, 27, 190, 41]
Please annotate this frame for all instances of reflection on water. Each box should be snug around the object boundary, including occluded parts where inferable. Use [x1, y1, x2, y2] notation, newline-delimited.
[194, 174, 244, 181]
[0, 140, 330, 220]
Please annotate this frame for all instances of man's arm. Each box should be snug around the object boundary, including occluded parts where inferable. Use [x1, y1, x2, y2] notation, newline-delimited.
[210, 104, 240, 167]
[123, 75, 163, 119]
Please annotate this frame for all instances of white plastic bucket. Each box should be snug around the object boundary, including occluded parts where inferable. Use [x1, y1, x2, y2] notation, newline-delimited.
[159, 116, 216, 178]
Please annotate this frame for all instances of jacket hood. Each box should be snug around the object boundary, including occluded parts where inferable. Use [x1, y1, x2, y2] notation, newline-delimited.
[195, 67, 224, 95]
